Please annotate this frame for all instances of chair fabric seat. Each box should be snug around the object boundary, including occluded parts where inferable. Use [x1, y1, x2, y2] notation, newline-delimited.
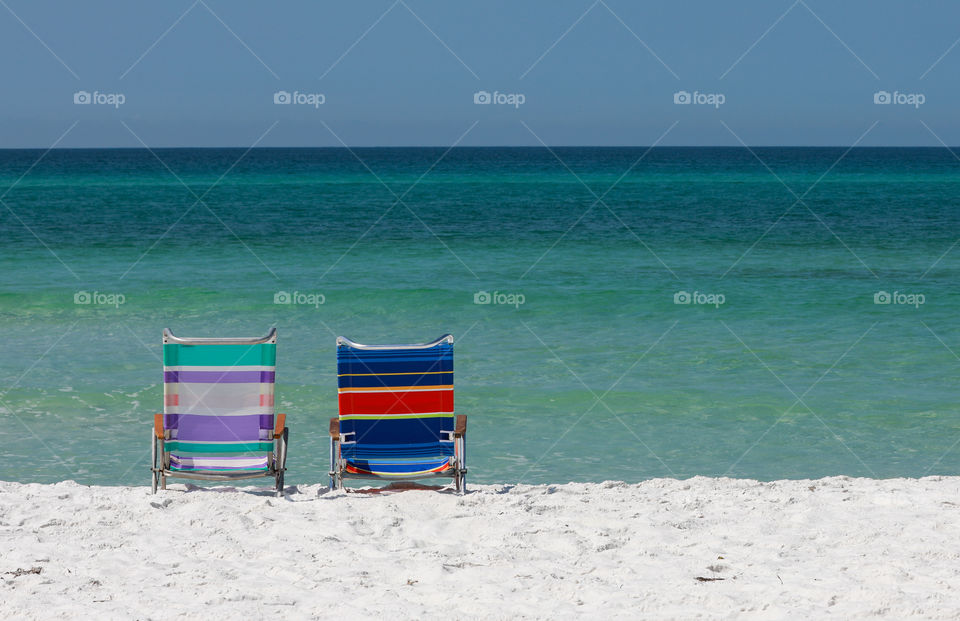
[335, 336, 459, 484]
[163, 341, 276, 474]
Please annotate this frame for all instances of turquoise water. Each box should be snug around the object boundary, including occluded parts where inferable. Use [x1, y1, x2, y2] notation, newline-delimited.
[1, 147, 958, 486]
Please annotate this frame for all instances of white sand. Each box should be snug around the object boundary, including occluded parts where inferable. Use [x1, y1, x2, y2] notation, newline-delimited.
[1, 477, 959, 619]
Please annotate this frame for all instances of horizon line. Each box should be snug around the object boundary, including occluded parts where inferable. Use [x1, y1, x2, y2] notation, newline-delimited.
[0, 144, 957, 150]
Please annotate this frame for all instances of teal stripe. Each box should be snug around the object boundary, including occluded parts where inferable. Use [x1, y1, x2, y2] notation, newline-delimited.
[163, 343, 276, 367]
[166, 441, 273, 453]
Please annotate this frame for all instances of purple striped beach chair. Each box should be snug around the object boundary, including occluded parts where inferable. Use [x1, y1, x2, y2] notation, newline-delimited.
[151, 328, 289, 496]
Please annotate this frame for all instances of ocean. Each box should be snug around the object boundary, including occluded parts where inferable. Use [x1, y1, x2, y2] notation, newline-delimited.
[0, 146, 958, 486]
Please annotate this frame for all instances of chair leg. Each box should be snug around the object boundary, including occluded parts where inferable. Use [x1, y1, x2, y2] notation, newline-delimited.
[279, 429, 286, 496]
[329, 437, 339, 490]
[456, 435, 467, 494]
[275, 427, 288, 498]
[150, 433, 157, 494]
[157, 435, 168, 491]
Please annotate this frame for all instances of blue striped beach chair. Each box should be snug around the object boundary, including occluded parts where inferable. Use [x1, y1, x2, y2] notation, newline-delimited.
[328, 334, 468, 492]
[151, 328, 289, 496]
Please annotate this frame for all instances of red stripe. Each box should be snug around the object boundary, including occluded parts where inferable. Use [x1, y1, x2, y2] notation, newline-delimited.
[338, 390, 453, 416]
[260, 394, 274, 406]
[165, 394, 179, 406]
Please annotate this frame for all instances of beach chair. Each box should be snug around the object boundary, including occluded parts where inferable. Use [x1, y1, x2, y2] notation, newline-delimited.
[329, 334, 467, 492]
[151, 328, 288, 497]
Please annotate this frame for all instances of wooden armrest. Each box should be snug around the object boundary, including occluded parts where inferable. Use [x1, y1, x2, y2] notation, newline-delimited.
[329, 417, 340, 438]
[454, 414, 467, 437]
[154, 414, 164, 440]
[274, 413, 286, 438]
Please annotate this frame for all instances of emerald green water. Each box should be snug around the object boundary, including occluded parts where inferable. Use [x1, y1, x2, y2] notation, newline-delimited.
[1, 147, 958, 485]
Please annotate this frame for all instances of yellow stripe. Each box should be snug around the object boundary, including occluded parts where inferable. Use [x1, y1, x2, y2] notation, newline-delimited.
[337, 371, 449, 377]
[340, 412, 451, 420]
[338, 385, 453, 393]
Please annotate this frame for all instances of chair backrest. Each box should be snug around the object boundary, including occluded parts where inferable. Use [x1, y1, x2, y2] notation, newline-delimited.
[162, 328, 277, 471]
[336, 335, 454, 460]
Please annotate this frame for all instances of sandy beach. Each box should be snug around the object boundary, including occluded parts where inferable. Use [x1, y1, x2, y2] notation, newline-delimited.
[1, 477, 958, 619]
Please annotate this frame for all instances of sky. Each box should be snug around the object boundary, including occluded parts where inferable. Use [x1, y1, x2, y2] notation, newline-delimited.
[0, 0, 958, 148]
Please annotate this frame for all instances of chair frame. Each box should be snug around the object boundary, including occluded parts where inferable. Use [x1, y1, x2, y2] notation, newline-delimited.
[151, 328, 289, 497]
[329, 334, 467, 493]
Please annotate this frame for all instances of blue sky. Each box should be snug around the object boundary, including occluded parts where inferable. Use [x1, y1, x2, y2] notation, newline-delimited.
[0, 0, 958, 147]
